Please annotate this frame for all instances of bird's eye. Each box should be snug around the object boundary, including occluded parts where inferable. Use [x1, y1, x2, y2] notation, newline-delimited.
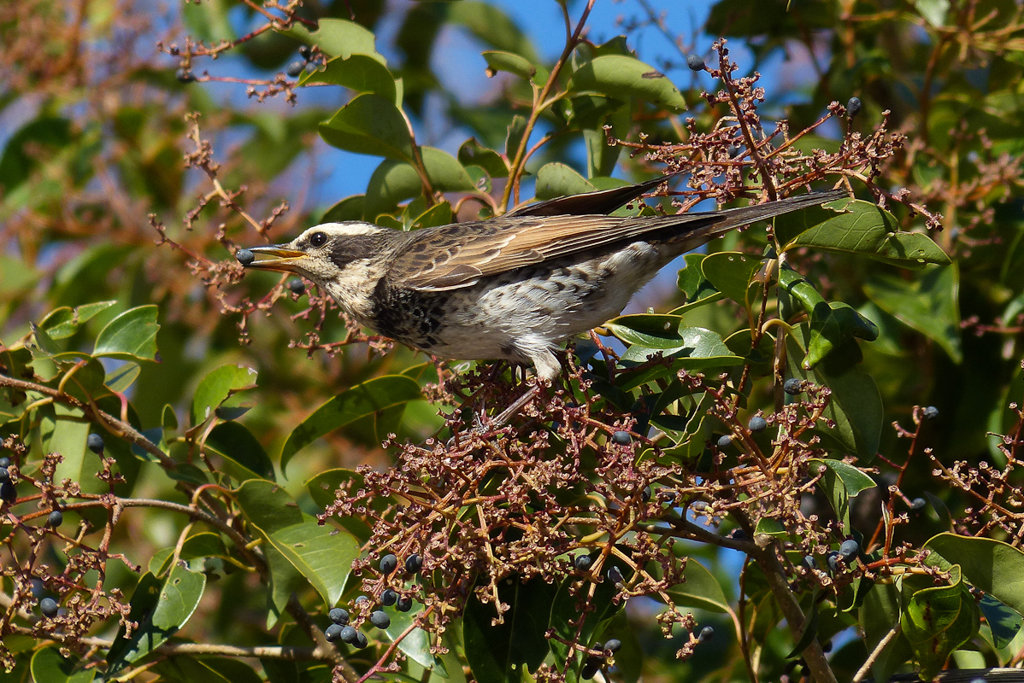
[309, 232, 327, 247]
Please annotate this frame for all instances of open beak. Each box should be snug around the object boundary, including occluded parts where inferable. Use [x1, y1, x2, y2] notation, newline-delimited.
[238, 245, 308, 274]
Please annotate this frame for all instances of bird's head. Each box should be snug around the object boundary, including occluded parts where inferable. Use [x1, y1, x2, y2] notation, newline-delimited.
[237, 222, 393, 318]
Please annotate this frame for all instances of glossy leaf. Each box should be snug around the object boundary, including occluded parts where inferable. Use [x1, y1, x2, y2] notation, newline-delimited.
[665, 558, 729, 613]
[190, 364, 258, 428]
[777, 198, 949, 267]
[204, 421, 275, 482]
[464, 577, 557, 683]
[107, 565, 206, 671]
[93, 305, 160, 362]
[980, 594, 1023, 649]
[534, 162, 596, 201]
[813, 459, 876, 497]
[39, 301, 116, 340]
[902, 566, 977, 679]
[319, 93, 414, 161]
[364, 148, 477, 219]
[284, 18, 386, 64]
[280, 375, 421, 472]
[701, 251, 761, 305]
[568, 55, 687, 112]
[30, 648, 95, 683]
[149, 532, 231, 576]
[483, 51, 537, 80]
[458, 138, 508, 178]
[321, 194, 366, 223]
[786, 326, 883, 461]
[258, 519, 359, 607]
[859, 581, 913, 683]
[864, 264, 962, 364]
[302, 54, 398, 106]
[924, 533, 1024, 618]
[610, 319, 744, 369]
[385, 598, 449, 674]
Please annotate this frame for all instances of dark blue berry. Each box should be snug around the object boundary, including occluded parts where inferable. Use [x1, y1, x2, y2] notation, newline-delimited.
[839, 539, 859, 561]
[40, 597, 59, 618]
[175, 68, 196, 83]
[287, 278, 305, 295]
[923, 406, 939, 420]
[603, 639, 621, 653]
[87, 433, 104, 454]
[611, 430, 631, 445]
[379, 554, 398, 575]
[698, 625, 714, 642]
[1, 481, 15, 504]
[717, 434, 732, 449]
[846, 96, 862, 119]
[340, 626, 357, 643]
[686, 54, 706, 71]
[802, 555, 815, 571]
[0, 468, 8, 483]
[299, 45, 313, 60]
[286, 61, 305, 78]
[0, 457, 9, 468]
[325, 623, 343, 642]
[641, 486, 651, 502]
[405, 554, 422, 574]
[910, 497, 927, 511]
[574, 555, 593, 572]
[728, 528, 746, 540]
[329, 607, 349, 625]
[607, 566, 623, 585]
[748, 416, 767, 433]
[784, 378, 803, 395]
[236, 249, 255, 266]
[47, 510, 63, 528]
[396, 595, 412, 612]
[827, 551, 840, 572]
[381, 589, 397, 606]
[354, 595, 369, 608]
[369, 610, 390, 629]
[581, 656, 602, 680]
[353, 631, 368, 648]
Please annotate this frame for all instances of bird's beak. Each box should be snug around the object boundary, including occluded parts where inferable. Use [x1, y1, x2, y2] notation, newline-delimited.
[239, 245, 308, 274]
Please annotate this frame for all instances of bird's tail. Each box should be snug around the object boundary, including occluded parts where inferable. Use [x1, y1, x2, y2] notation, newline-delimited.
[658, 189, 848, 248]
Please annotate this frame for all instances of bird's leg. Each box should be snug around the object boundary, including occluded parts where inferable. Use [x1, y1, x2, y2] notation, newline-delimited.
[589, 329, 619, 382]
[488, 381, 547, 430]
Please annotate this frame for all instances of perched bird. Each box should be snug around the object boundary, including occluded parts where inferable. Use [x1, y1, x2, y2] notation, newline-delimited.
[239, 177, 844, 387]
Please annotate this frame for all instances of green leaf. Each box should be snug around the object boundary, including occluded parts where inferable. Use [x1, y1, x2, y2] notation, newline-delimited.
[859, 581, 913, 683]
[463, 577, 558, 683]
[302, 54, 398, 106]
[149, 532, 231, 576]
[916, 0, 950, 26]
[902, 566, 978, 679]
[204, 421, 275, 482]
[568, 55, 687, 112]
[549, 574, 620, 680]
[30, 648, 95, 683]
[280, 375, 421, 472]
[813, 459, 876, 496]
[39, 301, 116, 340]
[786, 326, 883, 461]
[93, 305, 160, 362]
[0, 253, 38, 296]
[458, 138, 508, 178]
[45, 404, 103, 499]
[701, 251, 761, 305]
[673, 254, 724, 314]
[320, 195, 365, 223]
[924, 533, 1024, 619]
[609, 319, 744, 370]
[385, 598, 449, 674]
[534, 162, 595, 200]
[863, 263, 961, 363]
[505, 115, 527, 162]
[979, 594, 1023, 649]
[319, 93, 414, 161]
[190, 364, 258, 428]
[777, 199, 949, 267]
[236, 479, 303, 534]
[107, 565, 206, 671]
[665, 558, 729, 613]
[257, 519, 359, 607]
[482, 51, 538, 81]
[364, 148, 477, 220]
[283, 18, 386, 64]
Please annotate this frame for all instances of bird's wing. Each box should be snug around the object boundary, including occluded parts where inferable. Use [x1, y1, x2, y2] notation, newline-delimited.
[389, 212, 722, 292]
[506, 174, 679, 217]
[389, 189, 846, 292]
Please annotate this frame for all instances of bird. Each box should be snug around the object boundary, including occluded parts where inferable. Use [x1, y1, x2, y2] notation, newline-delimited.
[237, 177, 844, 402]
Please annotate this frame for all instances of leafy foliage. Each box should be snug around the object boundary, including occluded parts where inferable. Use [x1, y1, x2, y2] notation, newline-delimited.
[2, 1, 1024, 682]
